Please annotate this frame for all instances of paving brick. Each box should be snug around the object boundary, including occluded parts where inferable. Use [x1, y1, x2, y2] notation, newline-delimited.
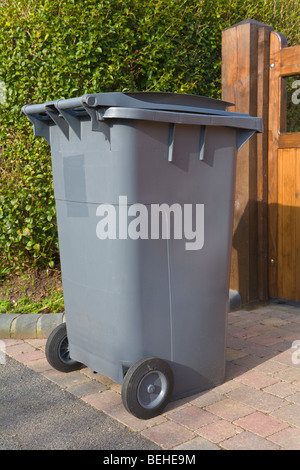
[43, 369, 89, 388]
[212, 379, 242, 395]
[239, 342, 275, 358]
[67, 380, 107, 397]
[260, 317, 290, 327]
[234, 411, 288, 437]
[205, 398, 254, 421]
[268, 340, 295, 355]
[247, 307, 274, 315]
[24, 338, 47, 350]
[288, 314, 300, 322]
[228, 309, 249, 319]
[233, 370, 279, 389]
[141, 421, 195, 449]
[286, 391, 300, 404]
[231, 329, 260, 340]
[247, 335, 283, 347]
[274, 350, 296, 366]
[225, 362, 248, 380]
[271, 403, 300, 427]
[250, 323, 284, 337]
[186, 390, 226, 408]
[80, 368, 114, 386]
[268, 427, 300, 450]
[226, 334, 247, 350]
[197, 419, 242, 443]
[105, 403, 166, 432]
[254, 359, 289, 375]
[227, 316, 243, 326]
[6, 342, 36, 357]
[109, 382, 122, 394]
[276, 324, 300, 338]
[25, 357, 53, 373]
[220, 431, 280, 450]
[275, 367, 300, 384]
[265, 304, 295, 315]
[230, 312, 266, 325]
[231, 354, 264, 370]
[226, 348, 248, 361]
[228, 385, 285, 413]
[82, 390, 121, 411]
[15, 349, 46, 363]
[263, 381, 300, 398]
[283, 333, 300, 343]
[167, 405, 218, 430]
[173, 436, 220, 450]
[162, 398, 187, 414]
[1, 338, 23, 347]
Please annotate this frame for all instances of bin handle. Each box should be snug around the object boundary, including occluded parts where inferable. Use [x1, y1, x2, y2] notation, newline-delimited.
[167, 124, 206, 163]
[22, 96, 108, 141]
[167, 123, 175, 162]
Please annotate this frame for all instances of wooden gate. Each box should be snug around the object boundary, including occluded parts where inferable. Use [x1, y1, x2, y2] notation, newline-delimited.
[269, 32, 300, 301]
[222, 20, 300, 305]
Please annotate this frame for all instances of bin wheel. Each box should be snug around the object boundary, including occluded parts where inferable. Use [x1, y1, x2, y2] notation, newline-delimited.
[121, 356, 174, 420]
[45, 323, 82, 373]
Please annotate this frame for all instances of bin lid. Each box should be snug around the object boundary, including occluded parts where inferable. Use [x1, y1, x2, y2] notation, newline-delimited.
[21, 92, 262, 147]
[22, 91, 248, 118]
[83, 91, 233, 114]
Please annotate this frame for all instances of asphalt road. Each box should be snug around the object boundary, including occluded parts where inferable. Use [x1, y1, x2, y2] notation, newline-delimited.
[0, 356, 160, 451]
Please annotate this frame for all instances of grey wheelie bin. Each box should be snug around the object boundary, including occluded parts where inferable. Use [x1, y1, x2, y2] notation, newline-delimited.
[22, 92, 262, 419]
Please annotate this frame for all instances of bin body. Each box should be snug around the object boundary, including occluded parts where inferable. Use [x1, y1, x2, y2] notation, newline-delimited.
[22, 93, 262, 400]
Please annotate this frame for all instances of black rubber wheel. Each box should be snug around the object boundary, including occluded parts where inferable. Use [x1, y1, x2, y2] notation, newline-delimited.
[45, 323, 82, 373]
[121, 356, 174, 419]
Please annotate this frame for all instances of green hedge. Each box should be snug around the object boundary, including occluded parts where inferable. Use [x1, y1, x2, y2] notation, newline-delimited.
[0, 0, 300, 278]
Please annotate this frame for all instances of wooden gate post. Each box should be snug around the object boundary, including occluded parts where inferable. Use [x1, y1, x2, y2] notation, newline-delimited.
[222, 19, 273, 305]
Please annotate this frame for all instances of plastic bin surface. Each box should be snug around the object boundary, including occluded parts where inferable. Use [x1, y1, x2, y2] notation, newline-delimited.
[22, 92, 262, 399]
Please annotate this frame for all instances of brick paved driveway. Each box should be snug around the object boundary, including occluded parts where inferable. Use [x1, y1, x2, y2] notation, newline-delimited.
[3, 302, 300, 450]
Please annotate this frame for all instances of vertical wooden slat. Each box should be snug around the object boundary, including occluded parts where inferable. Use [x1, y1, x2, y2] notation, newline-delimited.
[222, 26, 237, 111]
[295, 149, 300, 300]
[222, 25, 239, 295]
[256, 26, 270, 301]
[233, 21, 253, 304]
[277, 149, 283, 297]
[268, 31, 288, 298]
[248, 24, 259, 303]
[281, 149, 296, 300]
[222, 22, 252, 303]
[222, 20, 272, 305]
